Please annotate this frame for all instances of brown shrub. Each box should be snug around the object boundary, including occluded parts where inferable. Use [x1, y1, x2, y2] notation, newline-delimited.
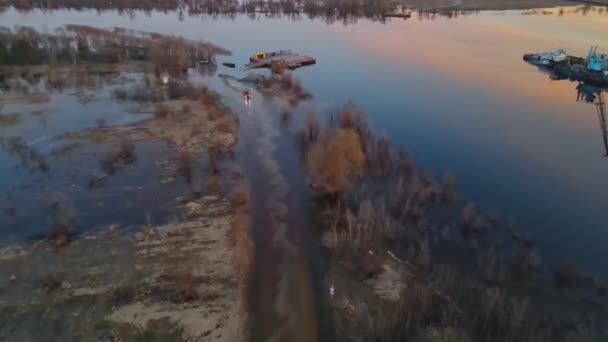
[307, 128, 365, 194]
[178, 149, 194, 183]
[207, 108, 225, 121]
[292, 81, 304, 98]
[305, 110, 319, 142]
[200, 90, 218, 106]
[119, 140, 136, 162]
[215, 118, 234, 134]
[232, 182, 250, 207]
[261, 77, 273, 89]
[206, 174, 223, 194]
[154, 103, 170, 119]
[207, 145, 220, 174]
[280, 73, 294, 90]
[271, 62, 286, 75]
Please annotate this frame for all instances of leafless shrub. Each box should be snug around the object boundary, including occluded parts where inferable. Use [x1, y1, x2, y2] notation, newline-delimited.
[280, 73, 294, 90]
[232, 182, 250, 207]
[420, 327, 471, 342]
[511, 230, 535, 249]
[131, 86, 164, 102]
[292, 81, 304, 98]
[305, 110, 319, 142]
[207, 107, 224, 121]
[154, 103, 170, 119]
[88, 171, 108, 189]
[207, 145, 220, 174]
[12, 139, 49, 173]
[417, 184, 437, 207]
[508, 297, 529, 335]
[48, 222, 74, 248]
[555, 261, 594, 290]
[31, 151, 49, 172]
[206, 174, 223, 194]
[178, 149, 194, 183]
[215, 117, 235, 133]
[478, 286, 504, 331]
[478, 250, 507, 284]
[47, 196, 77, 248]
[49, 193, 62, 211]
[191, 178, 203, 197]
[161, 269, 200, 302]
[96, 117, 107, 128]
[441, 173, 456, 203]
[41, 273, 63, 292]
[200, 90, 218, 106]
[368, 136, 392, 175]
[100, 140, 136, 175]
[461, 202, 484, 235]
[363, 282, 441, 339]
[280, 110, 291, 125]
[113, 88, 128, 101]
[397, 149, 415, 179]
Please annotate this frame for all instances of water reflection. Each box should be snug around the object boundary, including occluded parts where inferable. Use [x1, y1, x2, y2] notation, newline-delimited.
[576, 83, 608, 157]
[1, 0, 606, 25]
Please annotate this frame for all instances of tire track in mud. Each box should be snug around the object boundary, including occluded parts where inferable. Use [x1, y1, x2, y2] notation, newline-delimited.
[222, 84, 320, 342]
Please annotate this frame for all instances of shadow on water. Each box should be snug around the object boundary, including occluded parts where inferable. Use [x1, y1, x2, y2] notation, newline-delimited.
[576, 83, 608, 157]
[225, 83, 334, 341]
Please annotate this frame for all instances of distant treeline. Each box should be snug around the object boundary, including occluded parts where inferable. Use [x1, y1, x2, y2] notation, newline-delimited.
[0, 25, 230, 68]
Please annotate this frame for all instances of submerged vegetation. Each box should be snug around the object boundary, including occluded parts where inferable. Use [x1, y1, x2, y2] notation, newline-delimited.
[297, 104, 608, 341]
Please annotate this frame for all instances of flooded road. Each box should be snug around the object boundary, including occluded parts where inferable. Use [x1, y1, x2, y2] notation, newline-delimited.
[217, 80, 331, 341]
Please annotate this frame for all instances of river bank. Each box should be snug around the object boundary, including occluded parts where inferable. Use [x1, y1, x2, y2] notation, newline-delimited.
[0, 195, 249, 341]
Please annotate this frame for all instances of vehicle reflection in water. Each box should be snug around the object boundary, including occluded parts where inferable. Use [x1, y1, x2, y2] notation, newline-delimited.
[576, 83, 608, 157]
